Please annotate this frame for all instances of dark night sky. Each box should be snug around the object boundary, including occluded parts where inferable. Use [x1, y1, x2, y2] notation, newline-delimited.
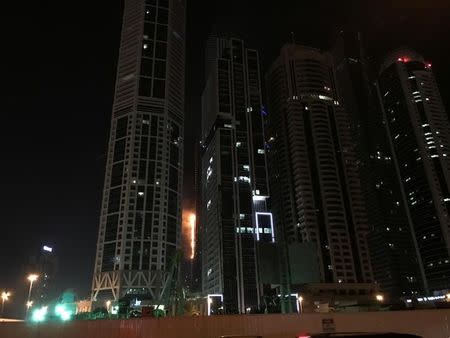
[0, 0, 449, 318]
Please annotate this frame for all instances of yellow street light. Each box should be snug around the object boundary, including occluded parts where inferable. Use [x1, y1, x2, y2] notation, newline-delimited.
[446, 293, 450, 301]
[27, 274, 38, 283]
[297, 294, 304, 314]
[376, 294, 384, 302]
[27, 274, 38, 302]
[26, 274, 38, 319]
[1, 291, 11, 316]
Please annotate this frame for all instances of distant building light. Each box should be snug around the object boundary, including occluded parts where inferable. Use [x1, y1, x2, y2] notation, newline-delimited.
[238, 176, 251, 183]
[257, 149, 265, 154]
[252, 195, 266, 202]
[318, 94, 333, 101]
[43, 246, 53, 253]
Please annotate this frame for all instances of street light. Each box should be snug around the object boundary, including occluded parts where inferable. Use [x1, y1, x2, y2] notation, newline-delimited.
[376, 294, 384, 302]
[26, 274, 38, 319]
[446, 293, 450, 302]
[27, 274, 38, 302]
[297, 294, 304, 314]
[106, 300, 111, 313]
[1, 291, 11, 317]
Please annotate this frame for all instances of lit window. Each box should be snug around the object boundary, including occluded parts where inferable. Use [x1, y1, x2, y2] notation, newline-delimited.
[206, 166, 213, 181]
[318, 94, 332, 101]
[138, 192, 144, 196]
[238, 176, 251, 183]
[243, 165, 250, 171]
[236, 142, 241, 147]
[257, 149, 265, 154]
[207, 200, 211, 210]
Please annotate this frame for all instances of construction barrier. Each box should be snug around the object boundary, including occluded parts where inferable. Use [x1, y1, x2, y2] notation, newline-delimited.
[1, 309, 449, 338]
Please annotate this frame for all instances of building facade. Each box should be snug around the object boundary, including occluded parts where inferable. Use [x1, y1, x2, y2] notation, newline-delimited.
[201, 37, 273, 314]
[332, 32, 423, 299]
[28, 245, 58, 305]
[92, 0, 186, 303]
[377, 50, 450, 294]
[265, 44, 373, 287]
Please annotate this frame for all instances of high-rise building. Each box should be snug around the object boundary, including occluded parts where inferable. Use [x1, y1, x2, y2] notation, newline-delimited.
[201, 37, 273, 314]
[377, 49, 450, 294]
[92, 0, 186, 303]
[265, 44, 373, 287]
[28, 245, 58, 305]
[191, 137, 202, 293]
[332, 32, 423, 298]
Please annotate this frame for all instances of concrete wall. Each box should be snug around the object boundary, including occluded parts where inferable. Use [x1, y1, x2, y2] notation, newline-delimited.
[1, 310, 449, 338]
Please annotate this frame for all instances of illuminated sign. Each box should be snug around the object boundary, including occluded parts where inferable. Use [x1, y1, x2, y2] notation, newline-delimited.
[43, 246, 53, 253]
[255, 212, 275, 243]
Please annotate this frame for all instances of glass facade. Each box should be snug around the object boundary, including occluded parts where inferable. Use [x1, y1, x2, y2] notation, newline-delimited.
[92, 0, 185, 303]
[378, 52, 450, 292]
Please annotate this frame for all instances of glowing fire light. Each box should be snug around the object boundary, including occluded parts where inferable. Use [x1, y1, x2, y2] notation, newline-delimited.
[189, 214, 196, 260]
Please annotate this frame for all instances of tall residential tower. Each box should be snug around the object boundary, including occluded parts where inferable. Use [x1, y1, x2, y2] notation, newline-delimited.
[92, 0, 186, 303]
[377, 50, 450, 293]
[265, 44, 373, 288]
[332, 32, 423, 299]
[201, 37, 273, 314]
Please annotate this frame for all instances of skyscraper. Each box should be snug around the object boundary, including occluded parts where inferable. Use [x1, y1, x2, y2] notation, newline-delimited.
[332, 32, 423, 299]
[265, 44, 373, 287]
[28, 245, 58, 305]
[201, 37, 273, 314]
[92, 0, 186, 303]
[377, 49, 450, 294]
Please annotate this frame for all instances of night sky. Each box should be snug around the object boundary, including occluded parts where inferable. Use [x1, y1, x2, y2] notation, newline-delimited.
[1, 0, 449, 318]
